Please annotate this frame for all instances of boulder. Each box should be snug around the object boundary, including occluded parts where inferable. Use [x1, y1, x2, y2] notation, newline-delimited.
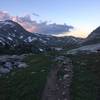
[17, 62, 28, 68]
[0, 67, 10, 74]
[4, 62, 13, 70]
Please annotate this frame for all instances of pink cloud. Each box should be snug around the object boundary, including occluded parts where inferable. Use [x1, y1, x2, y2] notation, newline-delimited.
[0, 10, 74, 35]
[11, 16, 38, 32]
[0, 11, 10, 21]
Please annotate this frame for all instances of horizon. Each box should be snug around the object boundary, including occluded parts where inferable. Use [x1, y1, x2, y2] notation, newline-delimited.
[0, 0, 100, 38]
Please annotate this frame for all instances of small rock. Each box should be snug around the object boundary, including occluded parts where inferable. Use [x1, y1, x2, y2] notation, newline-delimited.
[64, 85, 66, 88]
[64, 68, 68, 71]
[31, 72, 37, 74]
[17, 63, 28, 68]
[14, 62, 21, 67]
[0, 67, 10, 74]
[4, 62, 13, 70]
[62, 61, 67, 65]
[59, 78, 62, 81]
[80, 62, 86, 65]
[64, 68, 71, 72]
[64, 98, 67, 100]
[62, 91, 66, 95]
[63, 74, 69, 79]
[55, 56, 64, 61]
[41, 69, 46, 72]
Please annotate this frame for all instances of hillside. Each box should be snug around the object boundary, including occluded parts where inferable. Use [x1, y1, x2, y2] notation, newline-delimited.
[0, 20, 82, 54]
[0, 54, 53, 100]
[0, 20, 100, 100]
[69, 53, 100, 100]
[82, 26, 100, 45]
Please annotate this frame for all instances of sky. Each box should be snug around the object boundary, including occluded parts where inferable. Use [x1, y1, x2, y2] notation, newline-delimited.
[0, 0, 100, 38]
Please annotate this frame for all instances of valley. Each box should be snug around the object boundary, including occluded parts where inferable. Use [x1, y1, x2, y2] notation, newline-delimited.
[0, 20, 100, 100]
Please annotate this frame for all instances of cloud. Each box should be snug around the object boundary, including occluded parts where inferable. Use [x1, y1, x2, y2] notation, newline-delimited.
[35, 22, 73, 35]
[32, 12, 40, 17]
[0, 11, 10, 21]
[0, 10, 74, 35]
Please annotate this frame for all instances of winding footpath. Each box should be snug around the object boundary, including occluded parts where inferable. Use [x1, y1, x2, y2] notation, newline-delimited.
[42, 56, 73, 100]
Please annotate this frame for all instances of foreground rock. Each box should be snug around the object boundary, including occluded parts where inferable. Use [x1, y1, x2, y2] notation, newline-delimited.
[0, 54, 28, 75]
[0, 67, 10, 74]
[42, 56, 73, 100]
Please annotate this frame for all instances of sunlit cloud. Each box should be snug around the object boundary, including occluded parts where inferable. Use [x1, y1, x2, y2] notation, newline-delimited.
[0, 10, 10, 21]
[0, 10, 90, 38]
[0, 10, 74, 35]
[54, 28, 89, 38]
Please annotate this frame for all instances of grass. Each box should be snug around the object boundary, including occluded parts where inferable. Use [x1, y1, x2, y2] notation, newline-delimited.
[0, 54, 53, 100]
[70, 53, 100, 100]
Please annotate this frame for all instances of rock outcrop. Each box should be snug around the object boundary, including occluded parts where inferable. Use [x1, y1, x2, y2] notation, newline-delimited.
[0, 54, 28, 76]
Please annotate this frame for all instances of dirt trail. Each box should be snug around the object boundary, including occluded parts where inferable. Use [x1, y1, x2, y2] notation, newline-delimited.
[41, 56, 73, 100]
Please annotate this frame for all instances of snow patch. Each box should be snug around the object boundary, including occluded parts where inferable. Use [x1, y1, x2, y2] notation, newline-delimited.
[14, 30, 17, 32]
[8, 37, 13, 41]
[28, 36, 37, 42]
[39, 48, 44, 52]
[0, 21, 15, 28]
[20, 36, 23, 39]
[39, 38, 47, 43]
[0, 40, 2, 43]
[54, 47, 63, 51]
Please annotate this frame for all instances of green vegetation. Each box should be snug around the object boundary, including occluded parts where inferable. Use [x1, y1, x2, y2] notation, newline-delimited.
[0, 54, 53, 100]
[70, 53, 100, 100]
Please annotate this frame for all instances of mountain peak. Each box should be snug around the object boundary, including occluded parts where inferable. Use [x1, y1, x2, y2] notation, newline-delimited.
[82, 26, 100, 45]
[0, 20, 15, 27]
[92, 26, 100, 33]
[87, 26, 100, 39]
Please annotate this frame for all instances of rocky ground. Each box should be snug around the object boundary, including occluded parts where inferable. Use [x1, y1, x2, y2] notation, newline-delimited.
[0, 54, 28, 76]
[0, 54, 73, 100]
[42, 56, 73, 100]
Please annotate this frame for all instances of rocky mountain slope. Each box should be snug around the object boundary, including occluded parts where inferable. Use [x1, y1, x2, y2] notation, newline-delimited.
[0, 20, 82, 54]
[82, 26, 100, 45]
[67, 26, 100, 55]
[0, 20, 50, 54]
